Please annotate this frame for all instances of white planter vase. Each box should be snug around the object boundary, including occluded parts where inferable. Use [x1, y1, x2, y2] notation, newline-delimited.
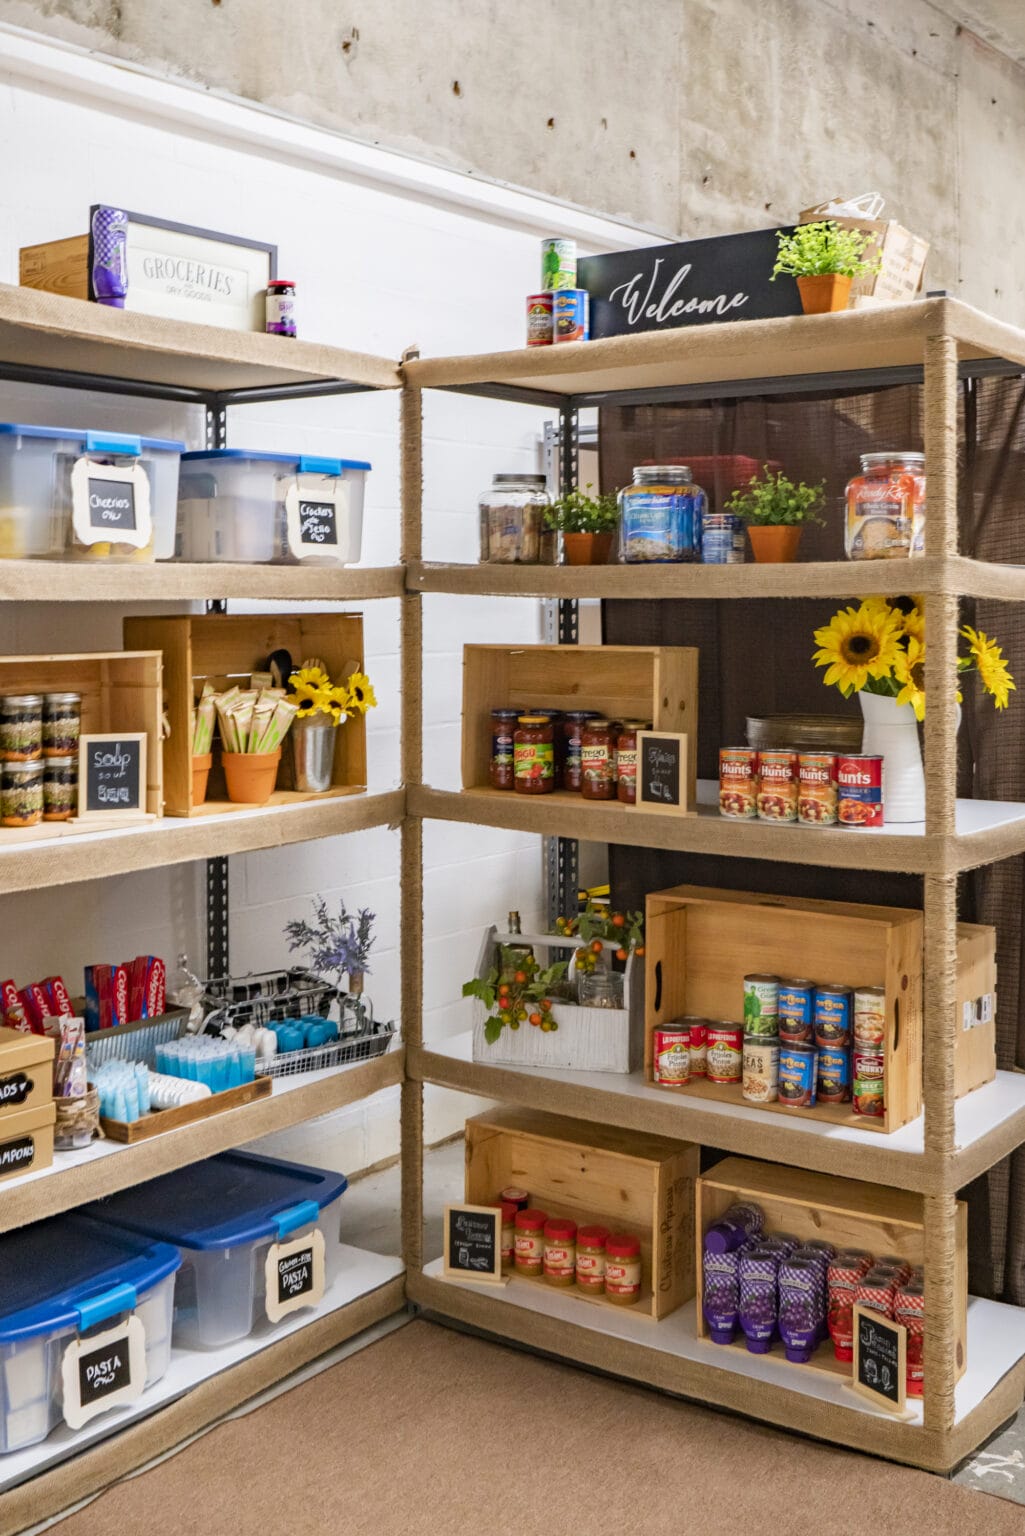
[858, 691, 925, 824]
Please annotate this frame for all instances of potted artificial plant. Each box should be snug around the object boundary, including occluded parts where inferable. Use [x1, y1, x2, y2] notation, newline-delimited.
[546, 484, 619, 566]
[772, 220, 881, 315]
[726, 466, 825, 564]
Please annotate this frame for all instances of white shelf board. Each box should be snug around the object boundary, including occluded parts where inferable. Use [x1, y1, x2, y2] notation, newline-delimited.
[422, 1258, 1025, 1429]
[0, 1244, 405, 1493]
[694, 779, 1025, 840]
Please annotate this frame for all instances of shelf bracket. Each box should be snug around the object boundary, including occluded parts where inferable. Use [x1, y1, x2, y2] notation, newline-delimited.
[204, 397, 230, 972]
[542, 408, 581, 922]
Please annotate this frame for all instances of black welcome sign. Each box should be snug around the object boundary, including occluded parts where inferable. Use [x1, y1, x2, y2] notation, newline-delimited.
[577, 226, 801, 339]
[298, 499, 338, 548]
[443, 1204, 503, 1283]
[79, 733, 146, 817]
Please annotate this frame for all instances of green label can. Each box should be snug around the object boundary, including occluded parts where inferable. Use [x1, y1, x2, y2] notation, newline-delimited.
[743, 973, 779, 1036]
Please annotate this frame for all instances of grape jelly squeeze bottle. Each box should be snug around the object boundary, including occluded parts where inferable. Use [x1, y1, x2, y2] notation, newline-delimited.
[91, 206, 129, 308]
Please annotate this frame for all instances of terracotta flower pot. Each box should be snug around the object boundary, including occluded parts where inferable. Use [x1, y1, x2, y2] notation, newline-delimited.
[747, 525, 804, 564]
[192, 752, 213, 807]
[562, 531, 614, 566]
[221, 747, 282, 805]
[796, 273, 852, 315]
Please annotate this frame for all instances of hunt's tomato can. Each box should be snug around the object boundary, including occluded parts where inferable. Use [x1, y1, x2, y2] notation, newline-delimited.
[653, 1025, 690, 1087]
[798, 752, 838, 825]
[756, 750, 798, 823]
[837, 753, 884, 828]
[706, 1024, 743, 1083]
[719, 747, 758, 819]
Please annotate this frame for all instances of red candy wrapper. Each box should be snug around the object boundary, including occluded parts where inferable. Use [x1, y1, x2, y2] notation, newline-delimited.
[42, 976, 74, 1018]
[112, 965, 129, 1031]
[146, 956, 166, 1018]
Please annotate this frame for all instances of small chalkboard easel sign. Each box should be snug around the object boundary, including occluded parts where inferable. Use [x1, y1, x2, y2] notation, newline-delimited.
[851, 1304, 911, 1416]
[634, 731, 691, 816]
[442, 1204, 505, 1285]
[77, 732, 149, 823]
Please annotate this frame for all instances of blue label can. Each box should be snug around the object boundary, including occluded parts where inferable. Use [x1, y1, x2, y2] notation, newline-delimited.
[778, 1045, 817, 1108]
[553, 288, 589, 343]
[817, 1045, 851, 1103]
[814, 986, 853, 1047]
[778, 979, 814, 1043]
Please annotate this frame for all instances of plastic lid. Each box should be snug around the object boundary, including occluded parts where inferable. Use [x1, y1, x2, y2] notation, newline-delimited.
[0, 695, 43, 706]
[544, 1217, 577, 1240]
[0, 423, 184, 451]
[516, 715, 551, 726]
[44, 693, 82, 705]
[500, 1185, 529, 1201]
[181, 448, 371, 472]
[515, 1208, 548, 1230]
[82, 1150, 347, 1251]
[0, 1213, 179, 1343]
[606, 1233, 641, 1257]
[860, 452, 924, 468]
[577, 1225, 610, 1248]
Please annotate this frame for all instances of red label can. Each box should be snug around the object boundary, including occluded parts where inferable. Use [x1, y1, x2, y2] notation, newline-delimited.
[798, 752, 838, 826]
[706, 1025, 743, 1083]
[688, 1021, 707, 1078]
[837, 754, 884, 828]
[756, 750, 798, 823]
[653, 1026, 690, 1087]
[719, 747, 758, 820]
[526, 293, 554, 346]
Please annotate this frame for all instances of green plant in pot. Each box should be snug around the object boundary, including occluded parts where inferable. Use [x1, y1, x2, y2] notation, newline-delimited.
[772, 220, 881, 315]
[546, 484, 619, 566]
[725, 467, 826, 564]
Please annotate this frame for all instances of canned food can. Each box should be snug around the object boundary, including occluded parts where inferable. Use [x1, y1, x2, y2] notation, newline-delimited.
[541, 237, 577, 291]
[553, 288, 589, 343]
[653, 1025, 690, 1087]
[756, 750, 799, 823]
[687, 1019, 708, 1078]
[798, 752, 838, 826]
[853, 1047, 885, 1118]
[816, 1044, 851, 1104]
[743, 1036, 780, 1103]
[837, 753, 884, 828]
[719, 747, 758, 820]
[706, 1025, 743, 1083]
[814, 985, 853, 1047]
[525, 293, 554, 347]
[701, 512, 745, 565]
[778, 1044, 817, 1108]
[853, 986, 886, 1047]
[743, 973, 779, 1036]
[777, 979, 815, 1043]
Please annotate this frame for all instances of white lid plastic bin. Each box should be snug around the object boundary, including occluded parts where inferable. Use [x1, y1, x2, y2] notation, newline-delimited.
[84, 1151, 348, 1349]
[177, 449, 370, 565]
[0, 423, 184, 562]
[0, 1215, 179, 1453]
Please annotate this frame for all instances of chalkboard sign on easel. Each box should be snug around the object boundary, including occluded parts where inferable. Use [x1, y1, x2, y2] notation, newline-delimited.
[77, 732, 147, 819]
[443, 1204, 504, 1284]
[851, 1305, 909, 1414]
[635, 731, 690, 815]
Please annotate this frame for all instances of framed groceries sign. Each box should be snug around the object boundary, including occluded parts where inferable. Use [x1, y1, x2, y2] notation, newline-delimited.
[577, 227, 803, 339]
[78, 734, 147, 821]
[443, 1204, 504, 1284]
[635, 732, 691, 815]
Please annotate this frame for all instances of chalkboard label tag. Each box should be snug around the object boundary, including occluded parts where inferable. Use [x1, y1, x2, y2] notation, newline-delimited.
[0, 1133, 35, 1173]
[62, 1315, 146, 1429]
[264, 1228, 326, 1322]
[70, 457, 152, 549]
[285, 476, 349, 560]
[0, 1071, 32, 1110]
[443, 1204, 505, 1285]
[77, 732, 148, 820]
[850, 1304, 911, 1416]
[634, 731, 691, 816]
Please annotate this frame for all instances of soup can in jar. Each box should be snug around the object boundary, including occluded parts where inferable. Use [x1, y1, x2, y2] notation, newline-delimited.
[853, 1047, 885, 1118]
[797, 752, 838, 826]
[816, 1044, 851, 1104]
[837, 754, 884, 828]
[743, 1036, 780, 1104]
[814, 985, 852, 1047]
[653, 1025, 690, 1088]
[778, 979, 814, 1044]
[756, 750, 798, 823]
[743, 973, 779, 1037]
[687, 1020, 707, 1078]
[706, 1025, 743, 1084]
[778, 1045, 817, 1109]
[854, 986, 886, 1047]
[525, 293, 554, 346]
[701, 512, 745, 565]
[719, 747, 758, 820]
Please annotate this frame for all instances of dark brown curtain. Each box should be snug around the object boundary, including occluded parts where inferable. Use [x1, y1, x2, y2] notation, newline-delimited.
[598, 377, 1025, 1302]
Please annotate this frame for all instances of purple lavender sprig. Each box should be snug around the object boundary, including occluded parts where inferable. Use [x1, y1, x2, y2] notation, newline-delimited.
[284, 896, 376, 983]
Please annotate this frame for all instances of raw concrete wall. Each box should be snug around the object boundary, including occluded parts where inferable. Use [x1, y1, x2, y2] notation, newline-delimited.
[0, 0, 1022, 310]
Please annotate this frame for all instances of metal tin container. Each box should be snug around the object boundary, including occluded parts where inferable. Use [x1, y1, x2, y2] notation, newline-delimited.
[526, 293, 554, 346]
[756, 749, 798, 823]
[837, 753, 884, 828]
[653, 1025, 690, 1087]
[777, 979, 815, 1043]
[853, 1047, 885, 1118]
[706, 1025, 743, 1084]
[743, 973, 779, 1037]
[797, 752, 838, 826]
[814, 985, 853, 1047]
[778, 1044, 817, 1108]
[553, 288, 589, 343]
[853, 985, 886, 1047]
[688, 1019, 707, 1078]
[743, 1036, 780, 1103]
[719, 746, 758, 820]
[816, 1044, 851, 1104]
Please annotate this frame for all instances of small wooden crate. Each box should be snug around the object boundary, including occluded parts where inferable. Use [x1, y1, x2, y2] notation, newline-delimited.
[465, 1106, 698, 1319]
[696, 1156, 967, 1388]
[100, 1076, 271, 1143]
[645, 884, 923, 1133]
[955, 922, 997, 1100]
[124, 613, 366, 817]
[461, 643, 699, 805]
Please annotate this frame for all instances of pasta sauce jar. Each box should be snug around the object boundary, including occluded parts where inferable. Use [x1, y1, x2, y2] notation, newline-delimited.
[845, 452, 925, 560]
[489, 708, 519, 790]
[562, 710, 598, 791]
[616, 719, 650, 804]
[513, 715, 555, 795]
[580, 718, 616, 800]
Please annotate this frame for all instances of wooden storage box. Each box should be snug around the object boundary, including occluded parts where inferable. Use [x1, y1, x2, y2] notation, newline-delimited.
[956, 922, 997, 1100]
[124, 613, 366, 817]
[465, 1106, 698, 1319]
[645, 884, 923, 1134]
[697, 1156, 967, 1388]
[0, 1026, 53, 1116]
[461, 643, 699, 804]
[0, 1100, 55, 1182]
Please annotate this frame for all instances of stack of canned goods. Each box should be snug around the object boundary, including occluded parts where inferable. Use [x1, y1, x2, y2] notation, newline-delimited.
[525, 239, 590, 347]
[718, 746, 884, 827]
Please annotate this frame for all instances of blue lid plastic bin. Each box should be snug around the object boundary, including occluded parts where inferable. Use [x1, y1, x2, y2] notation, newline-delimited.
[0, 1214, 180, 1454]
[0, 422, 184, 563]
[85, 1151, 349, 1349]
[176, 449, 370, 566]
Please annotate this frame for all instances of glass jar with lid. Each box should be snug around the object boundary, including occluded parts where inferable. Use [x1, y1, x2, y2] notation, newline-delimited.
[580, 718, 616, 800]
[513, 714, 555, 794]
[616, 719, 651, 804]
[0, 695, 43, 762]
[43, 755, 77, 821]
[618, 465, 706, 564]
[42, 692, 82, 758]
[2, 760, 43, 826]
[845, 452, 925, 561]
[479, 473, 551, 564]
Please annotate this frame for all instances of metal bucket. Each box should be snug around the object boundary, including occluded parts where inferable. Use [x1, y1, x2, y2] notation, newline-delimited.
[291, 716, 336, 792]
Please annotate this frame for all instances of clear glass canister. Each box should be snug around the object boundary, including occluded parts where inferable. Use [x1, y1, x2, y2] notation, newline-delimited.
[618, 465, 706, 563]
[845, 452, 925, 560]
[42, 692, 82, 757]
[479, 473, 551, 564]
[2, 760, 43, 826]
[0, 694, 43, 762]
[43, 755, 77, 821]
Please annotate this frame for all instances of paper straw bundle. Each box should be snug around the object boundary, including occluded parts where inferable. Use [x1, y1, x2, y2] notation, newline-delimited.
[193, 682, 299, 756]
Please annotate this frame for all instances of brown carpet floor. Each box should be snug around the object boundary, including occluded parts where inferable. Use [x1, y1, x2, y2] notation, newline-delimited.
[51, 1320, 1024, 1536]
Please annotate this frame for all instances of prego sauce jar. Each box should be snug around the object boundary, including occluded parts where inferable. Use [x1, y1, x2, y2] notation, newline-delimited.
[616, 719, 650, 804]
[580, 718, 615, 800]
[513, 715, 555, 795]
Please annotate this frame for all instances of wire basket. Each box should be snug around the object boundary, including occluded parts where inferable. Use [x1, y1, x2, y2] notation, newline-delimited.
[201, 968, 336, 1034]
[255, 1020, 396, 1078]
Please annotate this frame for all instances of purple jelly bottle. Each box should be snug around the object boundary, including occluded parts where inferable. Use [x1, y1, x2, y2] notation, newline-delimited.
[702, 1246, 741, 1345]
[703, 1201, 764, 1255]
[739, 1246, 779, 1355]
[778, 1258, 824, 1363]
[91, 206, 129, 308]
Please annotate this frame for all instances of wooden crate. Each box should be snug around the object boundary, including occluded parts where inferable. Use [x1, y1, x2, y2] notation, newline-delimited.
[956, 922, 997, 1100]
[100, 1076, 271, 1142]
[465, 1105, 698, 1320]
[696, 1156, 968, 1390]
[124, 613, 366, 817]
[461, 643, 699, 805]
[645, 884, 923, 1134]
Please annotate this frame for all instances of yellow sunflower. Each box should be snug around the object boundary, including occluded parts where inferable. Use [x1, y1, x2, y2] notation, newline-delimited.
[323, 685, 349, 722]
[893, 636, 926, 721]
[345, 672, 378, 714]
[813, 601, 905, 695]
[290, 664, 330, 691]
[961, 625, 1016, 710]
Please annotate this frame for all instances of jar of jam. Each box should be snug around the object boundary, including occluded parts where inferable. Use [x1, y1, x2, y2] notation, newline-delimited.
[489, 708, 519, 790]
[43, 755, 77, 821]
[513, 715, 555, 794]
[2, 760, 43, 827]
[605, 1233, 643, 1305]
[42, 692, 82, 758]
[845, 452, 925, 561]
[561, 710, 598, 791]
[543, 1216, 577, 1286]
[580, 718, 615, 800]
[514, 1208, 549, 1275]
[576, 1225, 610, 1294]
[0, 694, 43, 762]
[617, 719, 650, 804]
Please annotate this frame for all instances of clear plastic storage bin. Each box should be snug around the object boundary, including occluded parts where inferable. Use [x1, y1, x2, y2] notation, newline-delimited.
[85, 1151, 348, 1349]
[176, 449, 371, 565]
[0, 424, 184, 562]
[0, 1215, 179, 1453]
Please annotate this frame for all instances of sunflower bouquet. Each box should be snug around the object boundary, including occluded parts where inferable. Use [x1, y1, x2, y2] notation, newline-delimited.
[288, 661, 379, 723]
[813, 597, 1015, 720]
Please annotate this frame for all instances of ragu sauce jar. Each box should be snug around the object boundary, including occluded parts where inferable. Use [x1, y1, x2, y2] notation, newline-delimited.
[513, 715, 555, 795]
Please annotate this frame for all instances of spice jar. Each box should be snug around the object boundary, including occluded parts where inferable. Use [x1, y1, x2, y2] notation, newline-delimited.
[605, 1233, 642, 1305]
[478, 473, 551, 564]
[489, 708, 519, 790]
[617, 719, 650, 804]
[43, 755, 77, 821]
[561, 710, 598, 791]
[514, 1208, 548, 1276]
[618, 465, 706, 563]
[2, 760, 43, 827]
[580, 718, 615, 800]
[513, 715, 555, 794]
[576, 1225, 610, 1293]
[42, 692, 82, 758]
[500, 1200, 518, 1274]
[0, 694, 42, 762]
[845, 452, 925, 561]
[543, 1216, 577, 1286]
